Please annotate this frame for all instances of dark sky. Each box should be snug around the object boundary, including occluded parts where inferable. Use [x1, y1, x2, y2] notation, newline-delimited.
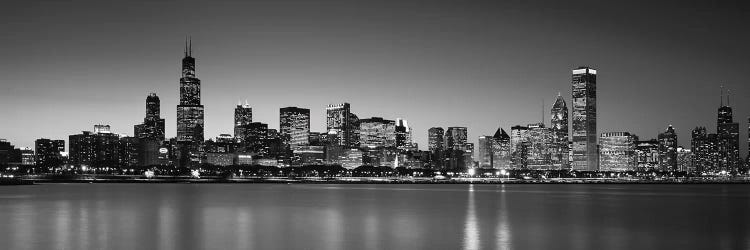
[1, 0, 749, 156]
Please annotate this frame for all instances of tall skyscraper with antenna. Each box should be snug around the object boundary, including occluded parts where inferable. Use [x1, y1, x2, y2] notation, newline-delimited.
[717, 86, 739, 171]
[176, 37, 205, 167]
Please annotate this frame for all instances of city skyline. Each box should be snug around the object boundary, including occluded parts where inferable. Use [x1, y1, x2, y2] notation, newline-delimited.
[1, 0, 749, 157]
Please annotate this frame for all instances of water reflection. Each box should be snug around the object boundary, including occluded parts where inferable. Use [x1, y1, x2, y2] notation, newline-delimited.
[495, 185, 511, 250]
[0, 184, 749, 250]
[463, 184, 479, 250]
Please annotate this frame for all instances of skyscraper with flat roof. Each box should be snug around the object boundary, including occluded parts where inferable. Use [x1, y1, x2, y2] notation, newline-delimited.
[599, 132, 637, 171]
[658, 125, 678, 171]
[571, 66, 597, 171]
[234, 101, 253, 141]
[280, 107, 311, 148]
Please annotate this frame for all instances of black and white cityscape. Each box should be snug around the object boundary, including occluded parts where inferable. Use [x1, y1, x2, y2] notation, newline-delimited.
[1, 1, 749, 249]
[1, 41, 748, 180]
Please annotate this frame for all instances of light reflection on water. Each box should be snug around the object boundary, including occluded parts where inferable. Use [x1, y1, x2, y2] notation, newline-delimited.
[0, 184, 748, 250]
[463, 184, 479, 250]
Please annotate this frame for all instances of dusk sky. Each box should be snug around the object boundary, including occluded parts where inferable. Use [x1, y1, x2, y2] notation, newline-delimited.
[1, 0, 749, 155]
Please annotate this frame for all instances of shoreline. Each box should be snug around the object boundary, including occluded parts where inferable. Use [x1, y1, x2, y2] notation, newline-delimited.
[11, 176, 750, 185]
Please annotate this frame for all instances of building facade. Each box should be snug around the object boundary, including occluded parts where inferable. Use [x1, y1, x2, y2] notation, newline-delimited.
[571, 66, 598, 171]
[35, 138, 65, 167]
[599, 132, 637, 171]
[280, 107, 311, 148]
[234, 101, 253, 141]
[658, 125, 678, 171]
[491, 128, 511, 169]
[550, 94, 569, 168]
[176, 39, 205, 167]
[134, 93, 165, 141]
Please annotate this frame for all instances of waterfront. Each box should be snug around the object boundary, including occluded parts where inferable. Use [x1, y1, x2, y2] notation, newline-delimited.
[1, 184, 749, 250]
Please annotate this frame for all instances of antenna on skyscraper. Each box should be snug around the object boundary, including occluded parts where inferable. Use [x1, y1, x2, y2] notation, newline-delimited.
[189, 36, 192, 57]
[720, 85, 724, 106]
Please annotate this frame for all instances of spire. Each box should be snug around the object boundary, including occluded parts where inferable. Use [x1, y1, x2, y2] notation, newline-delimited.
[720, 85, 724, 107]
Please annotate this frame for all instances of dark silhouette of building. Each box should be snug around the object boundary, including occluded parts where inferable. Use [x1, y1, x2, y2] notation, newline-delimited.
[658, 125, 678, 171]
[571, 66, 598, 171]
[69, 129, 119, 167]
[0, 139, 22, 166]
[134, 93, 165, 141]
[427, 127, 445, 169]
[716, 88, 739, 172]
[176, 38, 205, 167]
[510, 125, 529, 168]
[134, 93, 166, 166]
[34, 138, 65, 167]
[395, 118, 413, 150]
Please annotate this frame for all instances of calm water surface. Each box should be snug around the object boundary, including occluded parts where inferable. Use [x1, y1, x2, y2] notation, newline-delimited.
[1, 184, 749, 250]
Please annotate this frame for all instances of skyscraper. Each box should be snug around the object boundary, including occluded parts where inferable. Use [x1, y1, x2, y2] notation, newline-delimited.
[550, 93, 569, 168]
[599, 132, 637, 171]
[326, 103, 355, 147]
[395, 118, 411, 149]
[658, 125, 678, 171]
[717, 89, 739, 172]
[234, 101, 253, 141]
[571, 66, 597, 171]
[445, 127, 469, 169]
[134, 93, 166, 141]
[176, 38, 204, 166]
[428, 127, 445, 152]
[445, 127, 468, 150]
[526, 123, 552, 169]
[359, 117, 396, 148]
[490, 128, 511, 170]
[428, 127, 445, 169]
[691, 127, 718, 173]
[477, 136, 493, 168]
[510, 125, 529, 168]
[280, 107, 311, 148]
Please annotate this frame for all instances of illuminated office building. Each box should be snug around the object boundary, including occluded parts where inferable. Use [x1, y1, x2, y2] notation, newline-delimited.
[571, 66, 597, 171]
[599, 132, 637, 171]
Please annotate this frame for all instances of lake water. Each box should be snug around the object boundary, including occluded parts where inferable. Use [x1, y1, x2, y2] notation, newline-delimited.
[0, 184, 748, 250]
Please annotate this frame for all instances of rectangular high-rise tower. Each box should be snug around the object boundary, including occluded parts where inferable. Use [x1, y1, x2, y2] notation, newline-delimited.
[571, 66, 597, 171]
[280, 107, 311, 147]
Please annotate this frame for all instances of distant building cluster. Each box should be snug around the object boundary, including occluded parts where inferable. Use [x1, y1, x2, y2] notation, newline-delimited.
[1, 42, 748, 175]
